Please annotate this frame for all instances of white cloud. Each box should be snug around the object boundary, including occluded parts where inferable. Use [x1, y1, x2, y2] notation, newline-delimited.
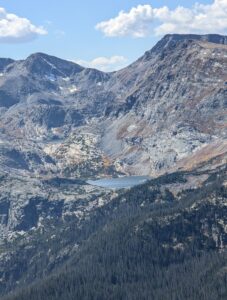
[96, 5, 154, 38]
[96, 0, 227, 38]
[0, 7, 47, 43]
[75, 56, 128, 72]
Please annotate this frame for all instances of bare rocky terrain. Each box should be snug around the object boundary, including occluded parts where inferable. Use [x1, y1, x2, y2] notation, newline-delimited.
[0, 33, 226, 298]
[0, 34, 226, 178]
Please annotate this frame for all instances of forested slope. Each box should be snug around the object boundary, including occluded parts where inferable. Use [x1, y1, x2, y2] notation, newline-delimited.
[4, 166, 227, 300]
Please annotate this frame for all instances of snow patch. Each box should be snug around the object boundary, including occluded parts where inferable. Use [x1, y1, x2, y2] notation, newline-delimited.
[69, 85, 78, 93]
[127, 124, 137, 132]
[62, 77, 70, 82]
[45, 74, 56, 82]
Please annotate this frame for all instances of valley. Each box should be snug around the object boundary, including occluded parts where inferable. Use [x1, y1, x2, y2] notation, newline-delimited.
[0, 33, 226, 299]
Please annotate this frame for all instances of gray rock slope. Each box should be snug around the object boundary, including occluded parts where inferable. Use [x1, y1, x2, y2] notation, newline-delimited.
[0, 33, 226, 255]
[0, 34, 226, 177]
[102, 34, 227, 174]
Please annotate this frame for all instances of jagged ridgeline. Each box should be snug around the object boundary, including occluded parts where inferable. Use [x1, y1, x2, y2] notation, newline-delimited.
[0, 34, 226, 299]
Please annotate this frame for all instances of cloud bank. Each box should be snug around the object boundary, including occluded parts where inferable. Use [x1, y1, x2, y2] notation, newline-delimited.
[96, 0, 227, 38]
[75, 56, 128, 72]
[0, 7, 47, 43]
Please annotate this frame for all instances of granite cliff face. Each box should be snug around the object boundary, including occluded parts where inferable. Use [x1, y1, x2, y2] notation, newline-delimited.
[0, 34, 226, 296]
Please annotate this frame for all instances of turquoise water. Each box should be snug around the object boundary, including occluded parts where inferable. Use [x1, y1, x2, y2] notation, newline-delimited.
[87, 176, 150, 189]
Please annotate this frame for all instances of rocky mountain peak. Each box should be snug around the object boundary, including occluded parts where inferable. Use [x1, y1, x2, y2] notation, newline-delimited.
[143, 33, 227, 59]
[22, 52, 84, 78]
[162, 33, 227, 45]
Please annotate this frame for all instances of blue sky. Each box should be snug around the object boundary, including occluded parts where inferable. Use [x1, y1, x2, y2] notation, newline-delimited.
[0, 0, 225, 71]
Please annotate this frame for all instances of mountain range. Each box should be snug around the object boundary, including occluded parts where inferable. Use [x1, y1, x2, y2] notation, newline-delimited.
[0, 33, 226, 299]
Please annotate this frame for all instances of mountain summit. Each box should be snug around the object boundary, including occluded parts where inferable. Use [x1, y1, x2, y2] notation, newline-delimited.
[23, 52, 84, 76]
[160, 33, 227, 45]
